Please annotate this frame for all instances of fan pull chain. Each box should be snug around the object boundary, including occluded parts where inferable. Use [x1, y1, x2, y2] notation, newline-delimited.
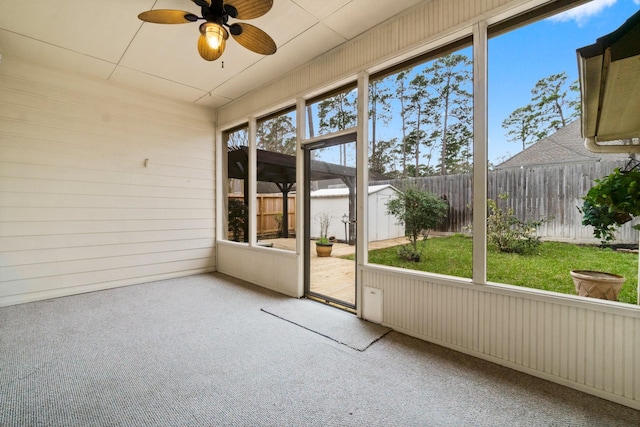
[222, 61, 224, 69]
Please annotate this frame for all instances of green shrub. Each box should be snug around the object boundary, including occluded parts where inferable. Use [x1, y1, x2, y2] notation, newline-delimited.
[274, 213, 284, 237]
[386, 186, 448, 261]
[228, 198, 248, 242]
[579, 168, 640, 245]
[487, 194, 545, 255]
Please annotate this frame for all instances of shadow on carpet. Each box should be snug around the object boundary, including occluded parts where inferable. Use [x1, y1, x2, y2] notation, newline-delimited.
[261, 298, 391, 351]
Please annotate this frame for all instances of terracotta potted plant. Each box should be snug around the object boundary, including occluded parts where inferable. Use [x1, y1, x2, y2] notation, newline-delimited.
[315, 212, 333, 257]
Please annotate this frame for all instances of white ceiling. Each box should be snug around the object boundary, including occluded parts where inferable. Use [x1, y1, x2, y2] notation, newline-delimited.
[0, 0, 425, 109]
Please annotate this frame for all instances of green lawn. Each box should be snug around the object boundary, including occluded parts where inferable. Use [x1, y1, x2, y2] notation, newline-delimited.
[357, 235, 638, 305]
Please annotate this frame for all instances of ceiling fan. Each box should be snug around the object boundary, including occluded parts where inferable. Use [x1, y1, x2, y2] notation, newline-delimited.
[138, 0, 277, 61]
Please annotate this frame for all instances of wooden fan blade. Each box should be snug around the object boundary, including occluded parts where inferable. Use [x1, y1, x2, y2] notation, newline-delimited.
[138, 10, 199, 24]
[191, 0, 211, 7]
[231, 23, 276, 55]
[198, 34, 226, 61]
[224, 0, 273, 20]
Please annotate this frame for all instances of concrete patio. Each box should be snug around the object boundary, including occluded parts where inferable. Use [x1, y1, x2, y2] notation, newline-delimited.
[262, 237, 407, 305]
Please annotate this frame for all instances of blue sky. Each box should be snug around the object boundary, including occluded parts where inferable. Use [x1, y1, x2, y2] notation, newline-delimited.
[488, 0, 640, 163]
[307, 0, 640, 169]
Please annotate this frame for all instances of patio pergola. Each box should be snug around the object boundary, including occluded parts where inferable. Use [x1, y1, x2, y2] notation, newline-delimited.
[227, 146, 357, 242]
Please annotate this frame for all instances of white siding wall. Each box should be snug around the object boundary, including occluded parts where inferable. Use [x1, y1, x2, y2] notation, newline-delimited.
[0, 60, 216, 306]
[362, 267, 640, 410]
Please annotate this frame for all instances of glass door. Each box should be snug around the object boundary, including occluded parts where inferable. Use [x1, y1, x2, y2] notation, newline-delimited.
[304, 135, 357, 310]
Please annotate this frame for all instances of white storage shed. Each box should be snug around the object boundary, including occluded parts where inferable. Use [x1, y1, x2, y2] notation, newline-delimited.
[310, 185, 405, 242]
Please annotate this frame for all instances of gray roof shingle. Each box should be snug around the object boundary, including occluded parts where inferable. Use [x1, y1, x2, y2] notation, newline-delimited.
[494, 120, 630, 169]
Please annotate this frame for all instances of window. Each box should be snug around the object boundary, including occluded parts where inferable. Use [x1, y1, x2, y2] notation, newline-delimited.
[255, 109, 297, 251]
[366, 43, 474, 279]
[305, 87, 358, 246]
[306, 86, 358, 138]
[486, 2, 638, 304]
[224, 125, 249, 243]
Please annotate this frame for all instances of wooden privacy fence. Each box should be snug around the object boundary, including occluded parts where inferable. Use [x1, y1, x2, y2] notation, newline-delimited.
[229, 193, 295, 239]
[373, 160, 639, 244]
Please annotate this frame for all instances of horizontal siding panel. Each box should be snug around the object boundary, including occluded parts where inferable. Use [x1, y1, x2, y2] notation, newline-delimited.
[2, 238, 214, 266]
[0, 115, 213, 162]
[0, 61, 215, 306]
[0, 268, 214, 308]
[0, 120, 214, 165]
[0, 258, 215, 300]
[0, 219, 213, 237]
[0, 163, 214, 191]
[0, 248, 215, 283]
[1, 229, 213, 251]
[0, 177, 212, 200]
[0, 127, 214, 168]
[1, 192, 213, 210]
[0, 77, 215, 134]
[0, 207, 213, 222]
[0, 145, 214, 182]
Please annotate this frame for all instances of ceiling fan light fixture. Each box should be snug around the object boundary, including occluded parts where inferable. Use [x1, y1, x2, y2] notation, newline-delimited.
[200, 22, 228, 50]
[138, 1, 276, 62]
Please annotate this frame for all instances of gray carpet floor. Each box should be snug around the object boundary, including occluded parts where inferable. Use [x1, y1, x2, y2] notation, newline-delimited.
[1, 273, 639, 426]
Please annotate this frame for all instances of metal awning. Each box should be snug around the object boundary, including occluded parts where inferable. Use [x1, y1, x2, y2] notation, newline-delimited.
[577, 9, 640, 152]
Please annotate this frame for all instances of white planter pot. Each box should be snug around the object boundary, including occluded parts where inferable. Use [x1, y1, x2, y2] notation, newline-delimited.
[570, 270, 625, 301]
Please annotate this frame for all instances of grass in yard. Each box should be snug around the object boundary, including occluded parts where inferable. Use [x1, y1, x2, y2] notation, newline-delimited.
[357, 235, 638, 305]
